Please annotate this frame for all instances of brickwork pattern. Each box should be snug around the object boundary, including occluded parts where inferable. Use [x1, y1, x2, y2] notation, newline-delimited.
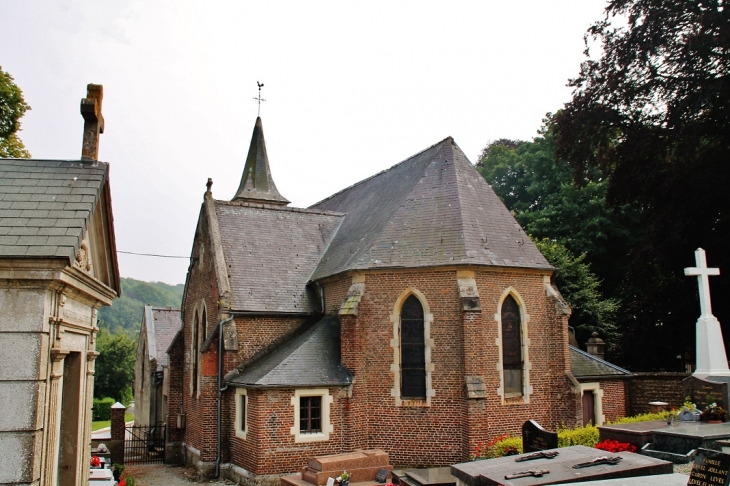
[599, 380, 627, 421]
[181, 211, 225, 463]
[182, 259, 577, 474]
[627, 372, 689, 415]
[231, 388, 346, 475]
[167, 341, 184, 443]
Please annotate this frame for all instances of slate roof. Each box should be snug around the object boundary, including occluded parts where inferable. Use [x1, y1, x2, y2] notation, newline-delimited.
[215, 201, 343, 313]
[0, 158, 109, 263]
[309, 137, 552, 280]
[231, 117, 290, 205]
[570, 345, 631, 379]
[143, 306, 182, 369]
[226, 315, 352, 388]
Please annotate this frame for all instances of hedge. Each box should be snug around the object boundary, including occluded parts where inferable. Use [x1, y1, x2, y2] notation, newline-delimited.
[92, 397, 116, 421]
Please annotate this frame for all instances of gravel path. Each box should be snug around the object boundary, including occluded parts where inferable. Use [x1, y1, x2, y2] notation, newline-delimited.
[123, 464, 239, 485]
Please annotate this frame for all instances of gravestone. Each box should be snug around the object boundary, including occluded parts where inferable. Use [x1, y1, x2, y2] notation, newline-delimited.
[684, 375, 729, 410]
[451, 445, 672, 486]
[688, 448, 730, 486]
[522, 420, 558, 452]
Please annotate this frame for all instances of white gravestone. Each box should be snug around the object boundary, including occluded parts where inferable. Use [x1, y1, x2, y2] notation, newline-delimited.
[685, 248, 729, 375]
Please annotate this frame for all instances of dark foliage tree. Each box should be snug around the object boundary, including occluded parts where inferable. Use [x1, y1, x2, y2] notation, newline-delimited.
[0, 67, 31, 158]
[477, 124, 640, 296]
[533, 237, 620, 348]
[554, 0, 729, 369]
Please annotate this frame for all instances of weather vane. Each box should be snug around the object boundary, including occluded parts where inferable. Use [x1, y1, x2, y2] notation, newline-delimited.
[253, 81, 265, 116]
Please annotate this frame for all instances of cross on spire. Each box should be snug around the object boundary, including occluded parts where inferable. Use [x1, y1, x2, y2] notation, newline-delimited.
[253, 81, 265, 117]
[684, 248, 720, 317]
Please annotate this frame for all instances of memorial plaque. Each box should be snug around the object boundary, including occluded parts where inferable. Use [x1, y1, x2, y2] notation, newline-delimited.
[684, 375, 729, 409]
[688, 448, 730, 486]
[375, 468, 388, 483]
[522, 420, 558, 452]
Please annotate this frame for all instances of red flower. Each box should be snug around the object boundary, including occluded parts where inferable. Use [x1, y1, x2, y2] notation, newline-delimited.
[118, 480, 126, 486]
[595, 439, 637, 453]
[90, 456, 101, 467]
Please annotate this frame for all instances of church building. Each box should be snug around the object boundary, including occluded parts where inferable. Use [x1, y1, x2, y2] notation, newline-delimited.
[169, 117, 584, 482]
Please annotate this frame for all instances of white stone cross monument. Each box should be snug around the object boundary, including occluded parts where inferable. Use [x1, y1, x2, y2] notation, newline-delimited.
[684, 248, 729, 375]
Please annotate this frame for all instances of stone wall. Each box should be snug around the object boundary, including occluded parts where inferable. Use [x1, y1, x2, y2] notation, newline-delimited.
[626, 372, 689, 415]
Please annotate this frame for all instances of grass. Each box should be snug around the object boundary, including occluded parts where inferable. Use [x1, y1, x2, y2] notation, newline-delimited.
[92, 413, 134, 431]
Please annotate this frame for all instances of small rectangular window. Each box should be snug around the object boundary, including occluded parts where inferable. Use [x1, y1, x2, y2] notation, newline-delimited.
[239, 394, 247, 433]
[300, 396, 322, 433]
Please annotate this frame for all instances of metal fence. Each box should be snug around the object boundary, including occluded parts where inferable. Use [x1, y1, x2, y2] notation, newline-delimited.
[124, 423, 166, 465]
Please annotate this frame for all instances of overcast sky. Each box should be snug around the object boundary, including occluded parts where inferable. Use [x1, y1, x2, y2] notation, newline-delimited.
[1, 0, 607, 285]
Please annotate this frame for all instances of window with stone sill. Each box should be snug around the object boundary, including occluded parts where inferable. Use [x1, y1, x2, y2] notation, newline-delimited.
[496, 290, 533, 404]
[390, 288, 434, 407]
[290, 389, 333, 443]
[235, 388, 247, 439]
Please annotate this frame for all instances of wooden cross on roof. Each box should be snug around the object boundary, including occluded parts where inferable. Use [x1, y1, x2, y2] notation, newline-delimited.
[684, 248, 720, 317]
[253, 81, 265, 117]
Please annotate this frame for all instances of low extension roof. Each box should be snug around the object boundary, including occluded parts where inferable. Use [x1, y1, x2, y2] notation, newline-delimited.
[143, 306, 182, 369]
[215, 201, 343, 313]
[309, 137, 552, 280]
[570, 345, 630, 379]
[226, 315, 352, 388]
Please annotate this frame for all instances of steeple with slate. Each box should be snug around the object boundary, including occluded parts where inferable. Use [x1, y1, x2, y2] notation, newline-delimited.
[232, 117, 290, 205]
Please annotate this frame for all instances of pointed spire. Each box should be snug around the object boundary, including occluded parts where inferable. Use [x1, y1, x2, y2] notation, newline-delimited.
[232, 117, 290, 205]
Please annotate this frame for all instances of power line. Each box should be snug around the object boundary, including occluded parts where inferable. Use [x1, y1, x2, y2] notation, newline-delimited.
[117, 250, 188, 259]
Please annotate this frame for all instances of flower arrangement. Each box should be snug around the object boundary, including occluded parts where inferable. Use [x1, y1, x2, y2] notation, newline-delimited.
[595, 439, 637, 453]
[700, 394, 728, 422]
[90, 455, 101, 468]
[336, 470, 351, 484]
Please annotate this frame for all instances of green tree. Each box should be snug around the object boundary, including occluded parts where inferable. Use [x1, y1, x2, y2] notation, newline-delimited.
[533, 237, 619, 348]
[554, 0, 730, 369]
[97, 277, 184, 334]
[94, 328, 136, 402]
[477, 123, 640, 296]
[0, 67, 31, 158]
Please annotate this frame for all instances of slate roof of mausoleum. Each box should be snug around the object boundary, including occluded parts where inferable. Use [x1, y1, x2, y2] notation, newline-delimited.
[570, 345, 631, 379]
[225, 315, 352, 388]
[309, 137, 552, 280]
[143, 306, 182, 369]
[0, 159, 119, 293]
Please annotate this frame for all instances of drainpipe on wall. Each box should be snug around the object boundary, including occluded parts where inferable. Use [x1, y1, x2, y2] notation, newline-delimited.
[215, 314, 234, 478]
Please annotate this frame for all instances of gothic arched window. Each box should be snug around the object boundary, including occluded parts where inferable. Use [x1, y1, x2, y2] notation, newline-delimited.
[401, 295, 426, 399]
[501, 295, 523, 395]
[192, 310, 199, 395]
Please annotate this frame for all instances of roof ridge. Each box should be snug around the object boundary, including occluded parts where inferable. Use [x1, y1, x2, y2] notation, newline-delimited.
[569, 345, 631, 374]
[216, 199, 344, 217]
[309, 136, 453, 208]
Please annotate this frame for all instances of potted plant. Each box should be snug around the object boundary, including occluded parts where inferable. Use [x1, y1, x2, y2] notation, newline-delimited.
[700, 394, 728, 423]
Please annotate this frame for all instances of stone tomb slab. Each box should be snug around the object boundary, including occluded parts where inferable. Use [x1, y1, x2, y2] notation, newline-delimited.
[450, 445, 672, 486]
[523, 420, 558, 452]
[398, 467, 456, 486]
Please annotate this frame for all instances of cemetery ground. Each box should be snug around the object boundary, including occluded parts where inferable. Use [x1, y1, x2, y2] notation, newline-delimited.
[120, 460, 694, 485]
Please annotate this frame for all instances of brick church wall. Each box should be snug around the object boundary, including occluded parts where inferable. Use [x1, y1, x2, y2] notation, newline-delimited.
[627, 372, 689, 415]
[599, 380, 627, 422]
[230, 387, 347, 475]
[319, 267, 575, 468]
[181, 210, 227, 465]
[167, 341, 184, 444]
